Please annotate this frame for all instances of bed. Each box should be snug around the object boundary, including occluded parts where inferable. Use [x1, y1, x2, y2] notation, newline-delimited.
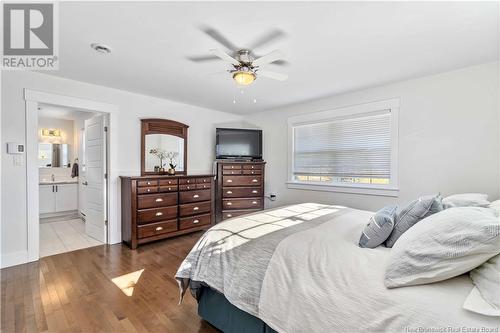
[175, 203, 500, 332]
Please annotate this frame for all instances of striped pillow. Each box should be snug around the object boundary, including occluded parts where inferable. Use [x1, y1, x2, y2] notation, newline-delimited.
[359, 205, 398, 248]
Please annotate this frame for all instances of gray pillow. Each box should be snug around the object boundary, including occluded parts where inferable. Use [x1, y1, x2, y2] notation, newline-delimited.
[467, 254, 500, 314]
[385, 207, 500, 288]
[359, 205, 397, 248]
[385, 194, 443, 248]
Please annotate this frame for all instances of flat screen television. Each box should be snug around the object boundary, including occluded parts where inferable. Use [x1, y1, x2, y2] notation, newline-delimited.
[216, 128, 262, 160]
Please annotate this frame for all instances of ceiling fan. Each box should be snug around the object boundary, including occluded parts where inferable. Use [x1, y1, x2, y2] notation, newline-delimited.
[188, 26, 289, 86]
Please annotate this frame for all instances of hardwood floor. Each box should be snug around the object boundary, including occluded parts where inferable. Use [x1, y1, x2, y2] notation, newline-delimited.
[1, 232, 219, 333]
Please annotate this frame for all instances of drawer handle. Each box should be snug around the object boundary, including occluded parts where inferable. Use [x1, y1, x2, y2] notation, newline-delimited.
[147, 189, 151, 192]
[251, 171, 254, 174]
[155, 226, 163, 231]
[227, 214, 232, 217]
[187, 180, 190, 183]
[226, 191, 233, 194]
[252, 201, 258, 204]
[193, 194, 199, 198]
[227, 202, 232, 206]
[203, 179, 206, 182]
[155, 198, 163, 202]
[193, 207, 199, 211]
[193, 219, 200, 224]
[252, 190, 258, 194]
[168, 187, 171, 191]
[147, 181, 152, 185]
[226, 180, 233, 183]
[155, 212, 163, 216]
[252, 179, 258, 183]
[251, 166, 254, 169]
[231, 166, 234, 169]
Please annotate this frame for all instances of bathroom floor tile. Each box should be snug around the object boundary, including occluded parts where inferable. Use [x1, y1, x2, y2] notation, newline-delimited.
[39, 218, 104, 258]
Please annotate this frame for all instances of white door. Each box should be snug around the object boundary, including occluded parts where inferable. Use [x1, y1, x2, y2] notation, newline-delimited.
[84, 115, 107, 242]
[39, 185, 56, 214]
[55, 184, 78, 212]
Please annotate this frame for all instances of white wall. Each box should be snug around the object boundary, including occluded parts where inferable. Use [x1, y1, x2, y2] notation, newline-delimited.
[245, 62, 500, 211]
[1, 70, 242, 268]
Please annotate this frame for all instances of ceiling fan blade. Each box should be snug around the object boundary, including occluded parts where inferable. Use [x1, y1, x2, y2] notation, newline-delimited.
[258, 70, 288, 81]
[252, 50, 286, 66]
[186, 55, 221, 62]
[210, 49, 240, 66]
[249, 29, 286, 50]
[201, 26, 238, 51]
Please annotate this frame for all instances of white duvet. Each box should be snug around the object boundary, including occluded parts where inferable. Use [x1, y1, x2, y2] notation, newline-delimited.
[258, 206, 500, 332]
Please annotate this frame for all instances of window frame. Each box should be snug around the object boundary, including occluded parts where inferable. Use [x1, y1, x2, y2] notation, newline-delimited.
[287, 98, 399, 197]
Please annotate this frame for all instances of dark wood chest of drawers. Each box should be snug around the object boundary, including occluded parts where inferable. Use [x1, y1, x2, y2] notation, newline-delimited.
[120, 175, 214, 249]
[215, 161, 266, 222]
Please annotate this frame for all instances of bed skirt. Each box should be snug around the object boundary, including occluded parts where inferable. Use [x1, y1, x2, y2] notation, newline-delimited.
[198, 287, 277, 333]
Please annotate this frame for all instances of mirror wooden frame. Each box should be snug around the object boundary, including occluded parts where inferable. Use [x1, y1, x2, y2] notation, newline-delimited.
[141, 118, 188, 175]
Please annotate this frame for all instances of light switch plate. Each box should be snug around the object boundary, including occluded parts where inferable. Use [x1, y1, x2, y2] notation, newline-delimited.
[13, 155, 24, 166]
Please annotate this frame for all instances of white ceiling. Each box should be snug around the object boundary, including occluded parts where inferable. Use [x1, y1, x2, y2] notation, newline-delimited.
[47, 1, 499, 115]
[38, 104, 95, 120]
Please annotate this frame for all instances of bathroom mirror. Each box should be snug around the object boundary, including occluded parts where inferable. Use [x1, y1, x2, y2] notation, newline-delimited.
[141, 119, 188, 175]
[38, 143, 71, 168]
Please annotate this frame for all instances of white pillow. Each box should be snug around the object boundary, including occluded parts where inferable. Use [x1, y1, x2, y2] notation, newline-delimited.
[385, 207, 500, 288]
[442, 193, 489, 209]
[489, 200, 500, 209]
[463, 287, 500, 316]
[464, 254, 500, 316]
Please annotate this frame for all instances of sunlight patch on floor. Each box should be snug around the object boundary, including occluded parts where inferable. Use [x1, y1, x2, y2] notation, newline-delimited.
[111, 269, 144, 296]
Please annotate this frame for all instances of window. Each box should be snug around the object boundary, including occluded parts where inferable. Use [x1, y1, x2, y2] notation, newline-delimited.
[288, 99, 399, 196]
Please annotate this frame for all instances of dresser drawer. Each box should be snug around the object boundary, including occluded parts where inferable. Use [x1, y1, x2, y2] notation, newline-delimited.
[242, 169, 262, 175]
[196, 183, 211, 190]
[137, 192, 177, 209]
[222, 187, 261, 198]
[158, 185, 178, 192]
[222, 164, 242, 170]
[179, 189, 211, 204]
[242, 164, 263, 170]
[179, 201, 211, 217]
[223, 198, 262, 210]
[222, 176, 262, 186]
[138, 180, 158, 187]
[137, 186, 158, 194]
[137, 206, 178, 224]
[222, 169, 242, 175]
[137, 220, 177, 238]
[196, 177, 212, 184]
[179, 214, 211, 230]
[222, 210, 259, 220]
[179, 184, 197, 191]
[159, 179, 178, 186]
[179, 178, 196, 185]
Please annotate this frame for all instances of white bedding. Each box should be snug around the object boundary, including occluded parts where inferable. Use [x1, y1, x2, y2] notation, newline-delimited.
[258, 208, 500, 332]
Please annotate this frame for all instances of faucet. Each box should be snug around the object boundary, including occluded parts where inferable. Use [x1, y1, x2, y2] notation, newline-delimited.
[51, 174, 55, 182]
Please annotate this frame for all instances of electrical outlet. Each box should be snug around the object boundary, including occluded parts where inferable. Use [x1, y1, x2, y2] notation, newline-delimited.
[269, 193, 277, 201]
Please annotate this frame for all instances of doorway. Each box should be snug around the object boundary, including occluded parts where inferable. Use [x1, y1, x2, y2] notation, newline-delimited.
[37, 105, 108, 257]
[24, 89, 118, 263]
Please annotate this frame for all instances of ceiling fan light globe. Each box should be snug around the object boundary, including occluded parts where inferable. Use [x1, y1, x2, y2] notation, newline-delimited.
[233, 71, 256, 86]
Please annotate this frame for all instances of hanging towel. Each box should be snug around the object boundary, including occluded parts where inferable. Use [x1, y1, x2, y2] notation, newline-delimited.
[71, 162, 79, 178]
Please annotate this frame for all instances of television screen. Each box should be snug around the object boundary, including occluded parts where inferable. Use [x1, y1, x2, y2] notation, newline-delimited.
[216, 128, 262, 159]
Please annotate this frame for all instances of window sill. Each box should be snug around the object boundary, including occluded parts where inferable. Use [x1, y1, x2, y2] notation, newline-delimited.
[286, 181, 399, 197]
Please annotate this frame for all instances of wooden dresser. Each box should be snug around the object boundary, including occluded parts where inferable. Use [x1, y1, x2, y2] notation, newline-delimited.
[215, 160, 266, 222]
[120, 174, 214, 249]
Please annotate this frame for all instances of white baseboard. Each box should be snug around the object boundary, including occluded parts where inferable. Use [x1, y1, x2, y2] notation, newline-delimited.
[1, 250, 28, 269]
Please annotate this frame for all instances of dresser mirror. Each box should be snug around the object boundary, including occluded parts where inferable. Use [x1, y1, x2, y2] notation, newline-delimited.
[141, 119, 188, 175]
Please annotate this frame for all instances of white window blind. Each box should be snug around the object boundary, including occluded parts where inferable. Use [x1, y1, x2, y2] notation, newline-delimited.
[292, 110, 392, 182]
